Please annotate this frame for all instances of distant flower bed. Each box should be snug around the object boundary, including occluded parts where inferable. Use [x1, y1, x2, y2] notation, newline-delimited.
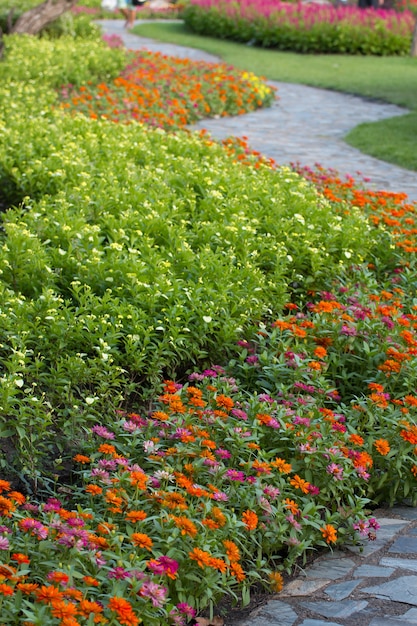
[60, 49, 276, 129]
[183, 0, 415, 54]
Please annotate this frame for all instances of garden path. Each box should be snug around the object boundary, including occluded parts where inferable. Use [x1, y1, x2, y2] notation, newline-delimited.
[98, 18, 417, 202]
[98, 19, 417, 625]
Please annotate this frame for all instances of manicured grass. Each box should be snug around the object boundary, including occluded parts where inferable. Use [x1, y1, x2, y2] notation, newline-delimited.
[132, 21, 417, 171]
[345, 112, 417, 171]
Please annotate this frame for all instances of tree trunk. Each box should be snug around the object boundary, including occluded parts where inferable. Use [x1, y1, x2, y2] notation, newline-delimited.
[10, 0, 79, 35]
[411, 17, 417, 57]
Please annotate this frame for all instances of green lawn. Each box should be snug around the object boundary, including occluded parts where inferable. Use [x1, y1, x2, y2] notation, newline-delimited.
[132, 21, 417, 171]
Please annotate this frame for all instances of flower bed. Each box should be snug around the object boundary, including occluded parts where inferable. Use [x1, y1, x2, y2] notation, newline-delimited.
[183, 0, 415, 55]
[60, 48, 276, 129]
[1, 20, 417, 625]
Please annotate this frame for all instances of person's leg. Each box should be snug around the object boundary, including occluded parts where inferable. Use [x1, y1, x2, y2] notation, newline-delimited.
[127, 8, 135, 27]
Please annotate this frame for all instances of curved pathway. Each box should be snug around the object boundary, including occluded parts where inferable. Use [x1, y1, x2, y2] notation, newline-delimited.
[99, 20, 417, 626]
[99, 19, 417, 202]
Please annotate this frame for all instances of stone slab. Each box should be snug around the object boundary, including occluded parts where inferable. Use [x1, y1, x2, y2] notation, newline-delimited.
[300, 599, 368, 619]
[280, 578, 330, 597]
[325, 579, 362, 600]
[380, 557, 417, 572]
[389, 537, 417, 555]
[369, 615, 417, 626]
[299, 621, 341, 626]
[354, 564, 394, 578]
[362, 575, 417, 606]
[392, 508, 417, 521]
[242, 600, 298, 626]
[304, 557, 356, 579]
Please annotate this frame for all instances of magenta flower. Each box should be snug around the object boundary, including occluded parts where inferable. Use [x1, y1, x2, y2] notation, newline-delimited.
[108, 567, 131, 580]
[148, 556, 179, 578]
[225, 469, 245, 481]
[0, 536, 10, 550]
[177, 602, 196, 617]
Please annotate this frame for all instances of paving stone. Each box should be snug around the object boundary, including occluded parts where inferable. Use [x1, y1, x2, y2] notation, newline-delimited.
[324, 579, 362, 600]
[392, 508, 417, 522]
[298, 621, 342, 626]
[389, 537, 417, 555]
[380, 557, 417, 573]
[361, 575, 417, 606]
[300, 600, 368, 619]
[280, 578, 330, 597]
[241, 601, 298, 626]
[368, 618, 417, 626]
[304, 557, 356, 580]
[353, 564, 394, 578]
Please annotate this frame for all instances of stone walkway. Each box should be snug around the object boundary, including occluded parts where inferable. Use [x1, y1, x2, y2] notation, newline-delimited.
[98, 20, 417, 625]
[238, 506, 417, 626]
[98, 19, 417, 202]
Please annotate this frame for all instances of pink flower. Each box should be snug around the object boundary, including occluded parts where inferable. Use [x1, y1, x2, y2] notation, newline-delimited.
[91, 425, 115, 440]
[140, 581, 168, 608]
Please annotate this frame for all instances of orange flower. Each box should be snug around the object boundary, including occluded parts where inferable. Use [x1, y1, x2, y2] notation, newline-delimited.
[73, 454, 91, 464]
[209, 557, 227, 573]
[17, 583, 39, 594]
[0, 495, 16, 517]
[161, 492, 188, 510]
[313, 346, 327, 359]
[0, 480, 11, 493]
[131, 533, 153, 551]
[125, 510, 147, 523]
[82, 576, 99, 587]
[78, 599, 104, 617]
[98, 444, 117, 455]
[189, 547, 212, 568]
[129, 471, 148, 490]
[48, 571, 70, 586]
[242, 509, 258, 531]
[0, 583, 14, 596]
[271, 457, 292, 473]
[168, 395, 186, 414]
[8, 490, 25, 504]
[349, 434, 364, 446]
[11, 553, 30, 564]
[215, 394, 234, 410]
[35, 585, 64, 604]
[223, 540, 240, 562]
[404, 395, 417, 407]
[229, 561, 246, 581]
[269, 571, 284, 592]
[50, 600, 78, 619]
[284, 499, 299, 515]
[374, 439, 390, 456]
[289, 474, 310, 494]
[151, 410, 169, 421]
[252, 460, 272, 475]
[355, 452, 373, 468]
[321, 524, 337, 544]
[85, 484, 103, 496]
[108, 597, 140, 626]
[171, 515, 198, 537]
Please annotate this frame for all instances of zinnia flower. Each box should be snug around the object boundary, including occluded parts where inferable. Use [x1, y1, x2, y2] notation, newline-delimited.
[321, 524, 337, 544]
[242, 509, 258, 531]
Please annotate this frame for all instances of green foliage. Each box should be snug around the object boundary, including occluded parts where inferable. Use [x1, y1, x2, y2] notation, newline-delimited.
[0, 34, 382, 484]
